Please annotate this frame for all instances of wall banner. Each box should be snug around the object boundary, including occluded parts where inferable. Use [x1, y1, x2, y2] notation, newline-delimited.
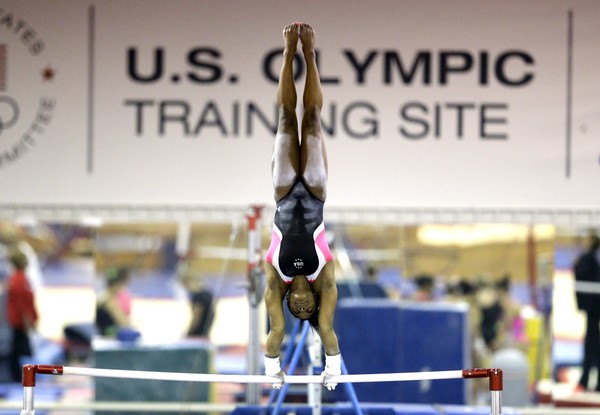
[0, 0, 599, 220]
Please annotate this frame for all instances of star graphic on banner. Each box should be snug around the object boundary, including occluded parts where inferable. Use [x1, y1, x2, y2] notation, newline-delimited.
[41, 66, 56, 82]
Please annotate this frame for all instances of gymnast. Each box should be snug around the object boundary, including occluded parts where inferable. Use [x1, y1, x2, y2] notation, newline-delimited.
[263, 22, 341, 391]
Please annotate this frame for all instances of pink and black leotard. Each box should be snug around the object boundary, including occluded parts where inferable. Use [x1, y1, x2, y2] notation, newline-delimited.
[266, 180, 333, 284]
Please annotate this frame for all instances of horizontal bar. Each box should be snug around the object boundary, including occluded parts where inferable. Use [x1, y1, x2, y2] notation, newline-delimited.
[8, 401, 600, 415]
[63, 366, 278, 383]
[0, 401, 237, 413]
[47, 365, 466, 384]
[335, 370, 463, 383]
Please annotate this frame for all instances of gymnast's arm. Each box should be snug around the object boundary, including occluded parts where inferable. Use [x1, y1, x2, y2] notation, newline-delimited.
[264, 263, 287, 358]
[316, 262, 341, 390]
[317, 261, 340, 356]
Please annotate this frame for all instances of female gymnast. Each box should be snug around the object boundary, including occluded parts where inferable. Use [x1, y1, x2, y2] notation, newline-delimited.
[263, 23, 341, 391]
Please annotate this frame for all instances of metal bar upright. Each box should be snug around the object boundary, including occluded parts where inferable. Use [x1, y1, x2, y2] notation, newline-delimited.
[246, 206, 264, 406]
[21, 365, 37, 415]
[341, 357, 364, 415]
[270, 321, 311, 415]
[488, 368, 503, 415]
[309, 330, 322, 415]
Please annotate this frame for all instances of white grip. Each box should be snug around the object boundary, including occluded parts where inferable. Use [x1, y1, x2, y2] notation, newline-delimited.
[324, 353, 341, 376]
[264, 356, 281, 376]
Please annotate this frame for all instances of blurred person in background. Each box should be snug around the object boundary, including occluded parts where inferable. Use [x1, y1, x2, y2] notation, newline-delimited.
[494, 274, 526, 349]
[573, 234, 600, 392]
[0, 223, 47, 293]
[95, 267, 133, 337]
[412, 274, 435, 301]
[445, 278, 487, 403]
[6, 248, 38, 382]
[180, 271, 214, 337]
[477, 277, 504, 352]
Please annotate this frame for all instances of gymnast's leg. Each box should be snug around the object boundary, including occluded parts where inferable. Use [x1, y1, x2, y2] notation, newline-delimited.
[299, 23, 328, 202]
[271, 23, 301, 202]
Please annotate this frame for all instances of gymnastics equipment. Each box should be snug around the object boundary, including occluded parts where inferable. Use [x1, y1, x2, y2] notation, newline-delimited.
[19, 363, 503, 415]
[266, 320, 363, 415]
[246, 205, 264, 405]
[336, 298, 471, 404]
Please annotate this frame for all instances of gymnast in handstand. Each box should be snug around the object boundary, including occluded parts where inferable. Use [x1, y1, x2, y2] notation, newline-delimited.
[263, 22, 340, 390]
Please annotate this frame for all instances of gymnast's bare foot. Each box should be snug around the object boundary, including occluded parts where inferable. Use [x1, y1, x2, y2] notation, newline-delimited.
[283, 23, 299, 55]
[299, 23, 316, 54]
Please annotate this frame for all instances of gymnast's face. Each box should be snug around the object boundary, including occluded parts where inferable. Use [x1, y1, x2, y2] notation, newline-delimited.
[288, 287, 317, 320]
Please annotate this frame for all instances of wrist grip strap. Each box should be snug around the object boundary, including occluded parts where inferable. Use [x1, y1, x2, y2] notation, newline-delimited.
[264, 355, 281, 376]
[324, 353, 341, 375]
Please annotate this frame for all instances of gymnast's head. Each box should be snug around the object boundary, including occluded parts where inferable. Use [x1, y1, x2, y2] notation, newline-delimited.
[286, 278, 320, 329]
